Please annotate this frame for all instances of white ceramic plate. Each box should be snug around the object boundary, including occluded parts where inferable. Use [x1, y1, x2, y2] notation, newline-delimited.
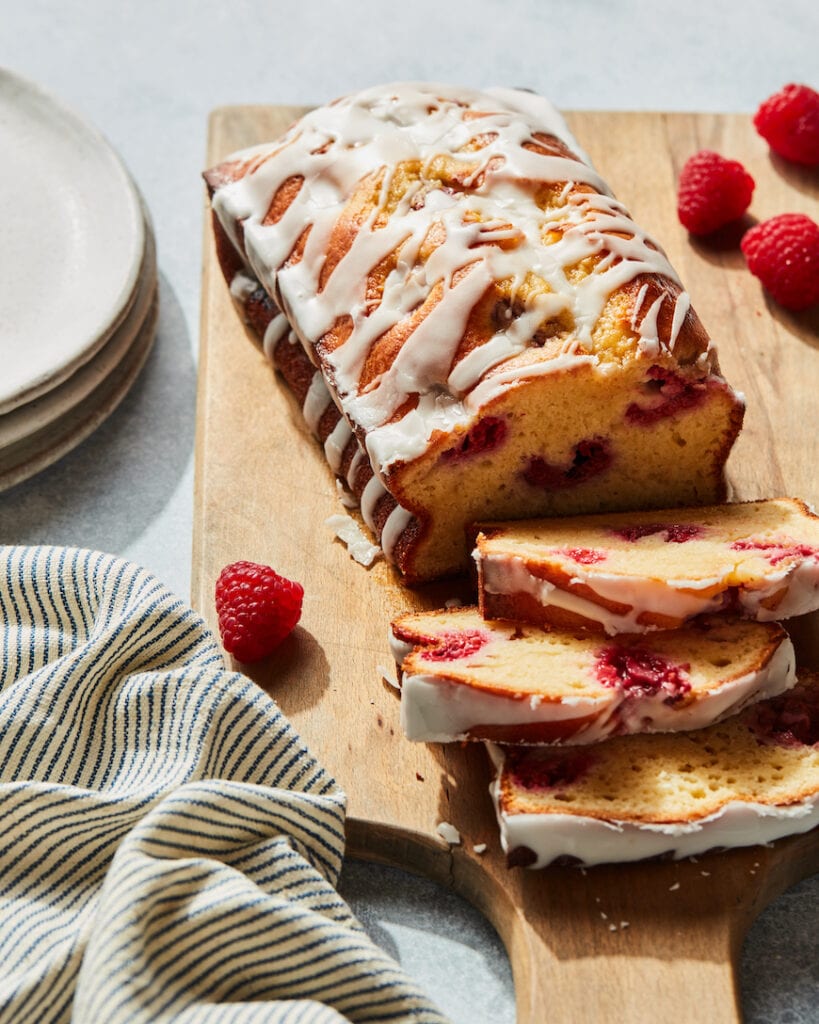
[0, 68, 145, 414]
[0, 219, 156, 452]
[0, 255, 158, 492]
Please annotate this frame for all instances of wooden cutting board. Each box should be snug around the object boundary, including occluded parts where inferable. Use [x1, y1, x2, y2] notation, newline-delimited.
[193, 105, 819, 1024]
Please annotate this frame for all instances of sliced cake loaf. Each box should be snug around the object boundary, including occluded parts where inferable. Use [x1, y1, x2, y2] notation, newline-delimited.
[488, 669, 819, 866]
[474, 498, 819, 634]
[389, 607, 794, 745]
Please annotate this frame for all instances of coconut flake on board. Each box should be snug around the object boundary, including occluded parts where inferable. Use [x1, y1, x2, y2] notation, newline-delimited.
[326, 513, 382, 566]
[436, 821, 461, 845]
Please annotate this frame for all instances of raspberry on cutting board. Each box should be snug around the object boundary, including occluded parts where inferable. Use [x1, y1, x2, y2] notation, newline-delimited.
[741, 213, 819, 312]
[215, 560, 304, 662]
[754, 83, 819, 166]
[676, 150, 755, 236]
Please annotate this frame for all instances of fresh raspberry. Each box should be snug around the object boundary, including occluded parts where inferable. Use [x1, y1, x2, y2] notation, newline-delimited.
[215, 561, 304, 662]
[753, 83, 819, 166]
[676, 150, 755, 235]
[740, 213, 819, 311]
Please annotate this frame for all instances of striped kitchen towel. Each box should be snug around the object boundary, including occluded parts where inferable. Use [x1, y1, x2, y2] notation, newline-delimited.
[0, 546, 449, 1024]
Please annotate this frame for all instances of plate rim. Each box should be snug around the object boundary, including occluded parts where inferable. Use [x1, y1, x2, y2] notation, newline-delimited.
[0, 273, 159, 492]
[0, 66, 147, 415]
[0, 216, 157, 450]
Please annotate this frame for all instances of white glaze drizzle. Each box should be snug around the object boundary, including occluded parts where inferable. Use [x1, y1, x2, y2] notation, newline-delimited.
[212, 82, 707, 474]
[257, 294, 416, 563]
[380, 504, 414, 557]
[335, 479, 358, 509]
[302, 371, 330, 434]
[262, 313, 292, 360]
[346, 448, 365, 489]
[738, 556, 819, 620]
[633, 292, 665, 358]
[360, 474, 387, 530]
[478, 551, 724, 634]
[669, 291, 690, 350]
[324, 416, 353, 473]
[477, 548, 819, 634]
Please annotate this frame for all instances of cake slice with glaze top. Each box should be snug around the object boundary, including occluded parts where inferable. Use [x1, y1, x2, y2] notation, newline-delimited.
[488, 669, 819, 867]
[389, 607, 795, 745]
[474, 497, 819, 634]
[204, 82, 744, 583]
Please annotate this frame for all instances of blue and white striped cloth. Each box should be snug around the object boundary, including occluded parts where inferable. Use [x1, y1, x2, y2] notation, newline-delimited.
[0, 546, 449, 1023]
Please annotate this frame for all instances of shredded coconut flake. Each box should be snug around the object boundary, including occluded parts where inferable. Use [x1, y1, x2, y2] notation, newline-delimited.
[436, 821, 461, 845]
[669, 882, 681, 891]
[326, 514, 382, 566]
[472, 843, 487, 855]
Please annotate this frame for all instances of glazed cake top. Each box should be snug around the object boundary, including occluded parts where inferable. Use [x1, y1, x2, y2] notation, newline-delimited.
[210, 83, 712, 472]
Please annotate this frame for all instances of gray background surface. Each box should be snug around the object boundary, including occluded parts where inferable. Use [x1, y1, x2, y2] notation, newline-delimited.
[1, 2, 817, 1020]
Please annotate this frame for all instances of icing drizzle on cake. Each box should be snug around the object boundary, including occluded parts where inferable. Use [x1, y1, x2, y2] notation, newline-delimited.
[211, 83, 700, 477]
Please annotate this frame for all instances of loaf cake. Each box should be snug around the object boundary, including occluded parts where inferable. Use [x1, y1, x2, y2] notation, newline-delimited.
[489, 669, 819, 866]
[389, 607, 794, 744]
[204, 83, 744, 583]
[475, 497, 819, 634]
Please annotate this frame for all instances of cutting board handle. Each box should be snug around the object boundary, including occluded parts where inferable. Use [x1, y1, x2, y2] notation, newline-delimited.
[347, 818, 819, 1024]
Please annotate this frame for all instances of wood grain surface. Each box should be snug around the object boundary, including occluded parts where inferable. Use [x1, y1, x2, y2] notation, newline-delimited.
[193, 105, 819, 1024]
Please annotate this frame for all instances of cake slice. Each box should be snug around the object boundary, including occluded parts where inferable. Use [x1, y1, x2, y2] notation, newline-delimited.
[488, 669, 819, 867]
[205, 82, 744, 583]
[474, 498, 819, 634]
[389, 607, 794, 745]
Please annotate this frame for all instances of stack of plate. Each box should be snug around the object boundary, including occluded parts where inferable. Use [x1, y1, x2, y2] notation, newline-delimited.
[0, 68, 158, 491]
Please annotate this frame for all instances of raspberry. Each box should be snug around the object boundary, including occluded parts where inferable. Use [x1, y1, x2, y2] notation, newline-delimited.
[676, 150, 755, 235]
[595, 647, 691, 703]
[753, 83, 819, 166]
[424, 629, 490, 661]
[506, 749, 594, 792]
[731, 537, 818, 565]
[740, 213, 819, 311]
[559, 548, 607, 565]
[523, 437, 611, 490]
[611, 523, 704, 543]
[215, 561, 304, 662]
[440, 416, 507, 463]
